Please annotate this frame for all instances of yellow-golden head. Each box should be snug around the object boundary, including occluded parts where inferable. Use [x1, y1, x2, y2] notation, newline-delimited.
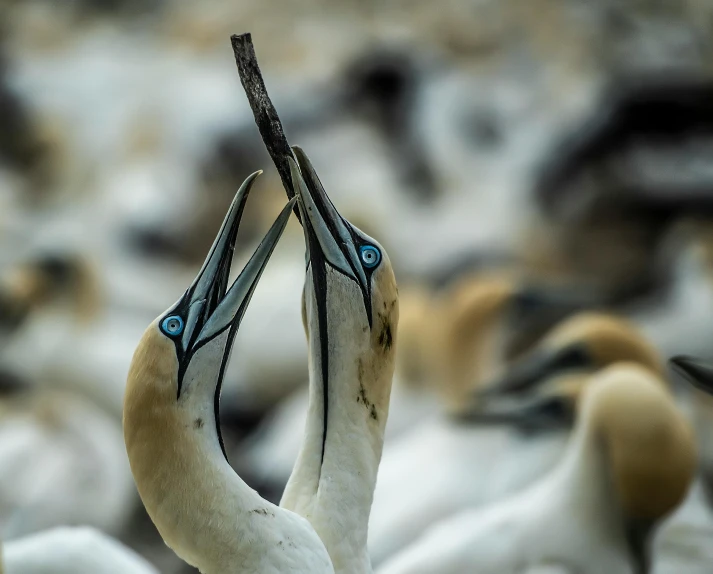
[466, 312, 663, 430]
[480, 312, 663, 399]
[579, 362, 696, 570]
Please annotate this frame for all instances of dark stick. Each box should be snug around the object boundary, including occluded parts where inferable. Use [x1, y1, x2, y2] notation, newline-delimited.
[231, 33, 296, 203]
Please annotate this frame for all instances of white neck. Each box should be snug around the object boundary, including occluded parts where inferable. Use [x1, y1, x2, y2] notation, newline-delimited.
[541, 420, 632, 562]
[124, 329, 333, 574]
[281, 289, 392, 573]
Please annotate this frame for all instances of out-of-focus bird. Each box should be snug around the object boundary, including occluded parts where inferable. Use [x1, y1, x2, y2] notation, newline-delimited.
[379, 362, 695, 574]
[0, 387, 135, 539]
[124, 148, 399, 573]
[0, 251, 98, 345]
[525, 77, 713, 302]
[2, 526, 158, 574]
[370, 310, 664, 565]
[478, 312, 664, 399]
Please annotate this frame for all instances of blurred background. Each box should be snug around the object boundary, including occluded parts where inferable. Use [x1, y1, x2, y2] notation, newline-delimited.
[3, 0, 713, 572]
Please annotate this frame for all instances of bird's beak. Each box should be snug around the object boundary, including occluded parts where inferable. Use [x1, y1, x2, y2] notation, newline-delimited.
[288, 145, 372, 322]
[173, 171, 296, 373]
[670, 355, 713, 395]
[504, 286, 598, 359]
[478, 342, 592, 397]
[455, 392, 576, 433]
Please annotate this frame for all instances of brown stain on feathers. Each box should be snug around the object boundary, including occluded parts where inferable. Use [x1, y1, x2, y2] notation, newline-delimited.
[377, 298, 397, 353]
[356, 357, 377, 420]
[355, 356, 382, 421]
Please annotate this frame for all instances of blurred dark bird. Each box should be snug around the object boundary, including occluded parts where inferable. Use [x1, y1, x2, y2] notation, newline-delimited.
[527, 75, 713, 301]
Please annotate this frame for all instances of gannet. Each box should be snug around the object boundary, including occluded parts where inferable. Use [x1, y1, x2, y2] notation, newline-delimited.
[124, 148, 399, 573]
[479, 312, 663, 398]
[379, 362, 696, 574]
[369, 311, 664, 566]
[0, 387, 134, 539]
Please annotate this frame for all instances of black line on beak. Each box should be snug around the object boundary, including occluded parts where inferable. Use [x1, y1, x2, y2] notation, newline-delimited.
[293, 146, 373, 327]
[670, 355, 713, 395]
[453, 394, 575, 433]
[479, 342, 592, 398]
[305, 223, 331, 468]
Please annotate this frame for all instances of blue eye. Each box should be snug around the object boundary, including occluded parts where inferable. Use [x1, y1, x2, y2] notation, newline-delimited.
[161, 315, 184, 337]
[360, 245, 381, 268]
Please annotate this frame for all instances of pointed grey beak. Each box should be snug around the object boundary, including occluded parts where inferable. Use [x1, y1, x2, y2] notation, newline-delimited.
[455, 392, 576, 433]
[288, 147, 367, 289]
[195, 196, 296, 346]
[670, 355, 713, 395]
[478, 342, 593, 398]
[166, 172, 296, 392]
[178, 171, 260, 353]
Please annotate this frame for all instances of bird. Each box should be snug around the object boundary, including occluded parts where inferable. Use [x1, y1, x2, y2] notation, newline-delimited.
[0, 387, 135, 539]
[279, 147, 399, 572]
[476, 341, 713, 574]
[124, 145, 399, 573]
[2, 526, 158, 574]
[0, 250, 98, 346]
[524, 77, 713, 303]
[368, 309, 655, 566]
[237, 269, 584, 538]
[378, 362, 696, 574]
[478, 312, 664, 399]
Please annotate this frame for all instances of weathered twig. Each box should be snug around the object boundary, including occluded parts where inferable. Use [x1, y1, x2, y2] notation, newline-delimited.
[231, 33, 296, 204]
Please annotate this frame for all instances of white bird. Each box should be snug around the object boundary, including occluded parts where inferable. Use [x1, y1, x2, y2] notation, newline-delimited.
[369, 310, 662, 566]
[123, 149, 399, 573]
[0, 387, 135, 540]
[379, 362, 695, 574]
[2, 526, 158, 574]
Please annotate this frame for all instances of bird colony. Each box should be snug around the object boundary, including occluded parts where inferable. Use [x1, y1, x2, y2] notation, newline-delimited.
[2, 1, 713, 573]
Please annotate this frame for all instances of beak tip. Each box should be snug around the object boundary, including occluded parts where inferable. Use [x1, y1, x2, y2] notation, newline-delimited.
[246, 170, 262, 185]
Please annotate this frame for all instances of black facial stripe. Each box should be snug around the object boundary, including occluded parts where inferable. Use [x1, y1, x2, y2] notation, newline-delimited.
[302, 182, 375, 322]
[344, 222, 375, 327]
[170, 192, 248, 398]
[305, 224, 330, 470]
[162, 296, 191, 398]
[214, 315, 244, 463]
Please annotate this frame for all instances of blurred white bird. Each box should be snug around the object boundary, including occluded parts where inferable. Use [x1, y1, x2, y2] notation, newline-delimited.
[0, 388, 135, 539]
[369, 305, 662, 565]
[379, 362, 695, 574]
[3, 527, 158, 574]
